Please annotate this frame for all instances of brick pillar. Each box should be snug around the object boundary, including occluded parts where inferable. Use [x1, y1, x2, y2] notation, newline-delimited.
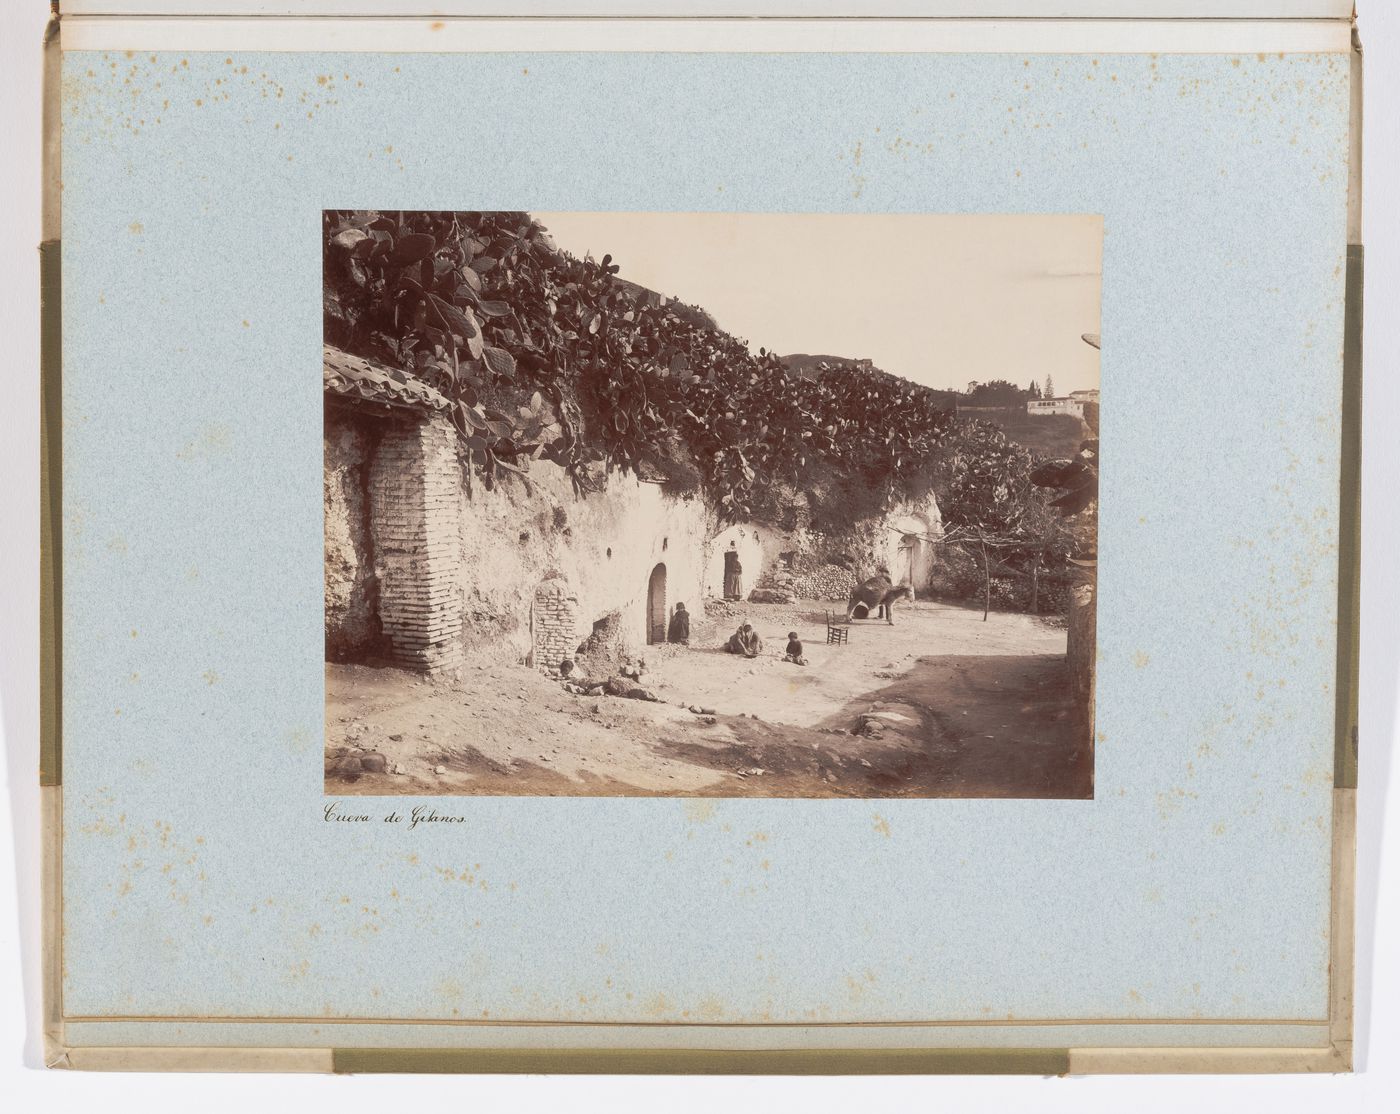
[367, 417, 464, 672]
[530, 578, 580, 672]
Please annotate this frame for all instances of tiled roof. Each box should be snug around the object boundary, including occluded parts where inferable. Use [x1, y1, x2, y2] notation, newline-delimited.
[323, 344, 452, 415]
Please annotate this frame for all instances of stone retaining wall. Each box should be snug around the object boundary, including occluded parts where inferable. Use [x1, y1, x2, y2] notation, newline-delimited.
[789, 563, 860, 602]
[324, 418, 379, 658]
[1066, 571, 1097, 736]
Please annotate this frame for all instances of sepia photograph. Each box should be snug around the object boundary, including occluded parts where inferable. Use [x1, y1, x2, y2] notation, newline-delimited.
[323, 211, 1101, 798]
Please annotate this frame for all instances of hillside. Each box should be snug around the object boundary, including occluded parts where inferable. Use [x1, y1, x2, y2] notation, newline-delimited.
[781, 353, 857, 378]
[782, 355, 1083, 460]
[323, 209, 1083, 554]
[781, 354, 962, 408]
[959, 405, 1089, 461]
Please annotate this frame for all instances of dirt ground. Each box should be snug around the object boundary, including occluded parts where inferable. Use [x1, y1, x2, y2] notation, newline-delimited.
[325, 598, 1092, 799]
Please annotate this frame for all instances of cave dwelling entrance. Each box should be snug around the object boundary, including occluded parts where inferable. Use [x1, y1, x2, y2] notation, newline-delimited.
[646, 563, 667, 645]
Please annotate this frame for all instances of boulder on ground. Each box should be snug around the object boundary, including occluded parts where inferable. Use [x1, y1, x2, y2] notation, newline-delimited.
[360, 752, 388, 774]
[748, 587, 795, 604]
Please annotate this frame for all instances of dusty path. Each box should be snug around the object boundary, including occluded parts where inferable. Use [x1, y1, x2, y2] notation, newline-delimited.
[326, 599, 1091, 799]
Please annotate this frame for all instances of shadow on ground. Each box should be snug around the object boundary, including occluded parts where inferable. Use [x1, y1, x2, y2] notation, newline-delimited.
[645, 653, 1092, 799]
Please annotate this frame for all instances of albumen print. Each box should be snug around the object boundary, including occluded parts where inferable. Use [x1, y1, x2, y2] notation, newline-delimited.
[324, 211, 1101, 798]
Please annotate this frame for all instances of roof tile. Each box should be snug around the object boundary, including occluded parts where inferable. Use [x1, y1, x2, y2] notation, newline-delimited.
[323, 344, 452, 415]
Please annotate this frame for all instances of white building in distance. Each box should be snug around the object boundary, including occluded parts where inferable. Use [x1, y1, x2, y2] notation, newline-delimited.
[1027, 389, 1099, 418]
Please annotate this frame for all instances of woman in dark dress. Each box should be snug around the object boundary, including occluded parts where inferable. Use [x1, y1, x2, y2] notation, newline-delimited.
[723, 543, 743, 600]
[667, 602, 691, 645]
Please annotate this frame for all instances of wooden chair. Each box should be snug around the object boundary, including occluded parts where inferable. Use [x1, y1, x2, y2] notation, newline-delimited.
[826, 610, 850, 645]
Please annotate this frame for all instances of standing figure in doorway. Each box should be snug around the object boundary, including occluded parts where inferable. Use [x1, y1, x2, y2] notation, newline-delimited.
[723, 542, 744, 600]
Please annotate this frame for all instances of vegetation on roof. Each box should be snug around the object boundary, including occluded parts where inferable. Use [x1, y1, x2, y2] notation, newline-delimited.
[322, 210, 1095, 577]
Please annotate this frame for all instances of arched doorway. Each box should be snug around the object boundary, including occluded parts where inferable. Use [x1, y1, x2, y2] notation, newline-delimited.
[896, 533, 919, 597]
[887, 512, 935, 597]
[646, 563, 667, 645]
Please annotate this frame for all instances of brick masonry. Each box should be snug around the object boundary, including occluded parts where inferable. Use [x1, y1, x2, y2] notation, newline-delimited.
[366, 418, 465, 672]
[530, 577, 581, 672]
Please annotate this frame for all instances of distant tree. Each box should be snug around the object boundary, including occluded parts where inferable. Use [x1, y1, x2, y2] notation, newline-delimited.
[1043, 374, 1056, 399]
[966, 378, 1024, 407]
[1027, 380, 1042, 399]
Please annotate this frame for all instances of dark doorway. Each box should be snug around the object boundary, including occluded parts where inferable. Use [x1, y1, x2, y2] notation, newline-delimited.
[646, 563, 667, 645]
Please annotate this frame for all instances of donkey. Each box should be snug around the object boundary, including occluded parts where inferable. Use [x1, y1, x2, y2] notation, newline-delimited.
[845, 574, 915, 625]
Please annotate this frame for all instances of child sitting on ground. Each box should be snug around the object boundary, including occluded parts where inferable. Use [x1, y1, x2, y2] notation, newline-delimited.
[783, 632, 807, 666]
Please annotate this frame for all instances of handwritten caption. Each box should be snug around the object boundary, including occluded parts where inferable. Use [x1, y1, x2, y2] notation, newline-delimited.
[324, 799, 465, 831]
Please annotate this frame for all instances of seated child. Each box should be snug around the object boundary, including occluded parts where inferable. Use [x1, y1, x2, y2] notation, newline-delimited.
[783, 632, 807, 666]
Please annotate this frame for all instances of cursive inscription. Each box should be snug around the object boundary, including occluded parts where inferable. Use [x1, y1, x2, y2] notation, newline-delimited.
[322, 800, 467, 832]
[323, 801, 371, 823]
[408, 805, 466, 831]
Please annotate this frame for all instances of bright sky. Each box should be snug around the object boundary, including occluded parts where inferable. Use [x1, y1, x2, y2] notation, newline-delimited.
[534, 212, 1102, 396]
